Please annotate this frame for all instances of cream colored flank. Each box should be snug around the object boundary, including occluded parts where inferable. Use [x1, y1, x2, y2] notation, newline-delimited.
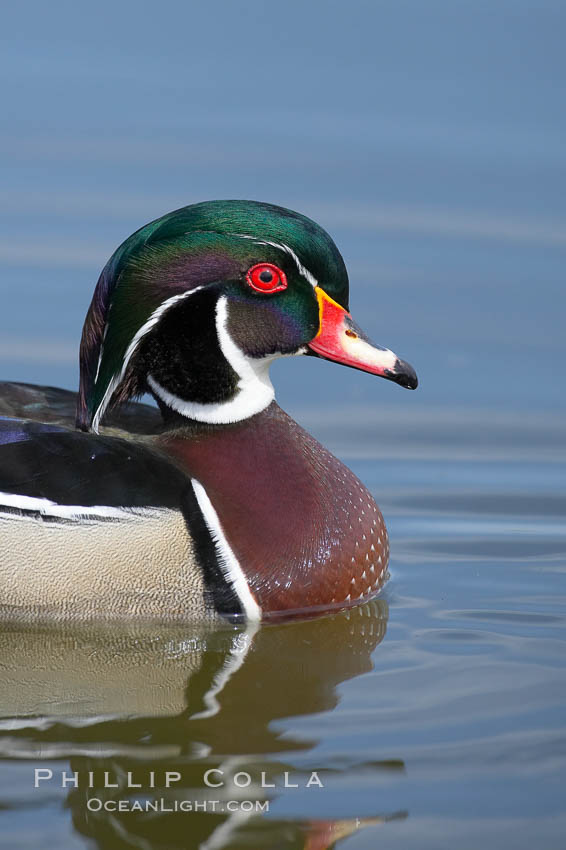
[0, 508, 215, 622]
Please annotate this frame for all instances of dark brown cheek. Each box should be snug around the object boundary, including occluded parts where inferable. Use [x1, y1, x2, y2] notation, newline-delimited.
[226, 299, 316, 357]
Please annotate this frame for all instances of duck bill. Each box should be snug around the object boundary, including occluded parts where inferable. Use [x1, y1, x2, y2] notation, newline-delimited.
[308, 286, 418, 389]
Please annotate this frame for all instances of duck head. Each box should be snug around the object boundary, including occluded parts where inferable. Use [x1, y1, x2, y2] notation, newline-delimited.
[77, 200, 417, 432]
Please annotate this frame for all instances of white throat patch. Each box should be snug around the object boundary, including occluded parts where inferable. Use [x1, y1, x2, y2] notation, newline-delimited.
[147, 295, 276, 425]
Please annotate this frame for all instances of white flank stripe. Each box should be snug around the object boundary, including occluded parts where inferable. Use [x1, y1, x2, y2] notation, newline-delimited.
[0, 491, 158, 521]
[91, 285, 206, 433]
[191, 478, 261, 621]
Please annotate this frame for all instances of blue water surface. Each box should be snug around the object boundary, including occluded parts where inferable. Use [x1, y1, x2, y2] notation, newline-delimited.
[0, 1, 565, 848]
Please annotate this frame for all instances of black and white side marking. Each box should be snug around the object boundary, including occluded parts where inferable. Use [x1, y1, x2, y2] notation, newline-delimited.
[190, 478, 261, 621]
[0, 491, 160, 523]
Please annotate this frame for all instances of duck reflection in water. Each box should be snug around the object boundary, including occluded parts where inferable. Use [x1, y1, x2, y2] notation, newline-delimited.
[0, 601, 407, 848]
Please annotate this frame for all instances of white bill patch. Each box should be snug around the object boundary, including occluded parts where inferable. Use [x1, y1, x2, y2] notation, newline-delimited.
[339, 335, 399, 373]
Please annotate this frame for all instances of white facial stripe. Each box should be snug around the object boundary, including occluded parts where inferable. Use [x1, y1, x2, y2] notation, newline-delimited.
[263, 240, 318, 288]
[146, 372, 273, 425]
[146, 295, 276, 425]
[215, 295, 276, 412]
[91, 236, 316, 432]
[93, 322, 109, 384]
[235, 234, 318, 288]
[91, 285, 206, 433]
[191, 479, 261, 621]
[0, 491, 161, 521]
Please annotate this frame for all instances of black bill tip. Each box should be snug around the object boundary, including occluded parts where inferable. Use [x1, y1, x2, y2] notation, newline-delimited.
[384, 359, 419, 390]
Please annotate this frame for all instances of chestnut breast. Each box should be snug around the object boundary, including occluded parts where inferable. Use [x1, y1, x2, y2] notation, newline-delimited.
[161, 404, 388, 617]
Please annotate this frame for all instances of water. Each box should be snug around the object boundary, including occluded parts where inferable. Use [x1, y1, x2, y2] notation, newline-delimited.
[1, 1, 566, 847]
[1, 421, 565, 848]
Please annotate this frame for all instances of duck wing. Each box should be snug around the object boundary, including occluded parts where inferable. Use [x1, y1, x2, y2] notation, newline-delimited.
[0, 382, 162, 434]
[0, 417, 187, 511]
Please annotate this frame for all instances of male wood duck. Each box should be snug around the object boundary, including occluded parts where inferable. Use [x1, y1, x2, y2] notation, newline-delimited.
[0, 201, 417, 623]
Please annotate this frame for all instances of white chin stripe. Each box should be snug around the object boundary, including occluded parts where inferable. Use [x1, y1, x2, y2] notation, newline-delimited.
[91, 285, 207, 434]
[191, 479, 261, 622]
[147, 295, 276, 425]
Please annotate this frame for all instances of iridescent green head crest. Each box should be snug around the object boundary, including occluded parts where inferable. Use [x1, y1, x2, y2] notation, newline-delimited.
[76, 200, 349, 431]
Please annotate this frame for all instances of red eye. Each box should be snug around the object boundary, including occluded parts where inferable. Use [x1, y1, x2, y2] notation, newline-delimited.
[246, 262, 288, 294]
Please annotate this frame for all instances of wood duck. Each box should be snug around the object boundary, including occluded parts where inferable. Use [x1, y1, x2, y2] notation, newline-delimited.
[0, 201, 417, 623]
